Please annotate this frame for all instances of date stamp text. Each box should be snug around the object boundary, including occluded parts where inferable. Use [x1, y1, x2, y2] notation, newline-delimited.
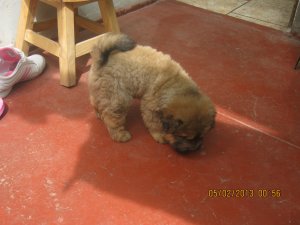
[208, 189, 281, 198]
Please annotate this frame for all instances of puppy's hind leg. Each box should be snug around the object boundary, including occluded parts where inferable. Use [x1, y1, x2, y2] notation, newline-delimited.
[90, 96, 101, 119]
[101, 97, 132, 142]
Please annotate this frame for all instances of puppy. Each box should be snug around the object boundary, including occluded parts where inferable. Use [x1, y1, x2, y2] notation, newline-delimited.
[88, 33, 216, 153]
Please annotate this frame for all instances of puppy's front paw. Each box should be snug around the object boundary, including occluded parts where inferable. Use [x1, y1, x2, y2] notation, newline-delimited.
[111, 130, 132, 142]
[150, 132, 166, 144]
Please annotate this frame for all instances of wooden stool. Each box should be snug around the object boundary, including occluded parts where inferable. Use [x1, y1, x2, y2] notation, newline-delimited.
[16, 0, 120, 87]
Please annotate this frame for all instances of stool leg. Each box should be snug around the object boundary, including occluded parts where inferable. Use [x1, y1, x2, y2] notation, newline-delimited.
[98, 0, 120, 33]
[57, 3, 76, 87]
[16, 0, 39, 55]
[74, 7, 81, 39]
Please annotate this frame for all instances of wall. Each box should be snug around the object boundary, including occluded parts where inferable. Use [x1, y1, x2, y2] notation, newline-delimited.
[0, 1, 21, 47]
[0, 0, 147, 47]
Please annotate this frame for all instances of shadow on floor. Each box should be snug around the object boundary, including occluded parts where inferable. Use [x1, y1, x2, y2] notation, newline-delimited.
[63, 101, 299, 224]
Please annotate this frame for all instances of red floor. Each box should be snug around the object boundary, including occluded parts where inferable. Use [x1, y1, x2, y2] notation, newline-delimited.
[1, 1, 300, 224]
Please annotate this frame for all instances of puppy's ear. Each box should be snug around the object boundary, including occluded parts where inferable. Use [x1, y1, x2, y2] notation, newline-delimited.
[158, 111, 183, 132]
[208, 107, 216, 129]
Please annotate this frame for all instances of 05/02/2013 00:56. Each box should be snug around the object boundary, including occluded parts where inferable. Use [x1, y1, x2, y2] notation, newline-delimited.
[208, 189, 281, 198]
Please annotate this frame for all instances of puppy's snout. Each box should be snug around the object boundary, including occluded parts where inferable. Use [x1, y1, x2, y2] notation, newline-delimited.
[172, 136, 203, 154]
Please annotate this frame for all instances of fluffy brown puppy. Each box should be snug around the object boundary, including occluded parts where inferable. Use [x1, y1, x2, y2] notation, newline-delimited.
[88, 33, 216, 153]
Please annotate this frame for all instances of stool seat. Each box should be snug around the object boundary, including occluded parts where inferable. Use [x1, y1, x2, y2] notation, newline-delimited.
[16, 0, 120, 87]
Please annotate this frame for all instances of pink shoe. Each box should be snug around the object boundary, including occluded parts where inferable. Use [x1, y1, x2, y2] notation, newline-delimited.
[0, 47, 46, 98]
[0, 98, 5, 118]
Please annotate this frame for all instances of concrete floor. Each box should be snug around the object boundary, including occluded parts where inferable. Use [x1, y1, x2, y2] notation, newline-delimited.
[1, 0, 300, 225]
[178, 0, 296, 31]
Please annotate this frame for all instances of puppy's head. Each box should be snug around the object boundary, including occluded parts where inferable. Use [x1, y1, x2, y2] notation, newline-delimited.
[160, 92, 215, 154]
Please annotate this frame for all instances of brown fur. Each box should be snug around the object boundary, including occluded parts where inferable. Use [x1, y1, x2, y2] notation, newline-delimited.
[88, 33, 216, 153]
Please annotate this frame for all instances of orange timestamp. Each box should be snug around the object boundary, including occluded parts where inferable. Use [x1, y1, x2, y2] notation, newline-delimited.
[208, 189, 281, 198]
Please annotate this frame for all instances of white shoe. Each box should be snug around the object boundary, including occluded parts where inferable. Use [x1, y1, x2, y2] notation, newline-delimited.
[0, 47, 46, 98]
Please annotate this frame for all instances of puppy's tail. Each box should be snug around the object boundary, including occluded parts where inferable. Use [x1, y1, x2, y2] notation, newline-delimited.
[91, 32, 136, 66]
